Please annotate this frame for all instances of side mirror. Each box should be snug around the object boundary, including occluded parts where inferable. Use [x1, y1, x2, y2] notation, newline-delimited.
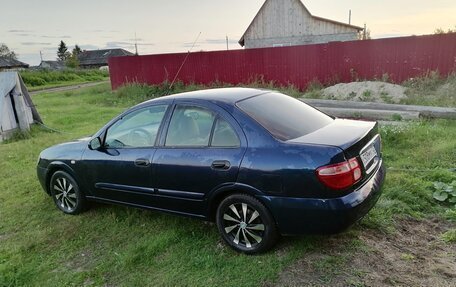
[88, 137, 102, 150]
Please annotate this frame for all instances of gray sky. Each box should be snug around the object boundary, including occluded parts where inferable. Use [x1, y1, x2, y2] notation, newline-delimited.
[1, 0, 455, 65]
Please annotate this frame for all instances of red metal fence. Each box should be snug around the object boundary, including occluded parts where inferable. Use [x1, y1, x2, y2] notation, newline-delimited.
[109, 33, 456, 90]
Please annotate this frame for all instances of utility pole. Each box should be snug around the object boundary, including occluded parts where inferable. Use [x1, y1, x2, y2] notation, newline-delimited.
[349, 10, 351, 25]
[226, 35, 229, 50]
[39, 51, 43, 62]
[134, 32, 138, 55]
[363, 24, 367, 40]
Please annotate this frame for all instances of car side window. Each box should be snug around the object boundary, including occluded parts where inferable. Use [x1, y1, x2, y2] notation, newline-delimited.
[105, 105, 168, 148]
[211, 118, 240, 147]
[165, 105, 216, 147]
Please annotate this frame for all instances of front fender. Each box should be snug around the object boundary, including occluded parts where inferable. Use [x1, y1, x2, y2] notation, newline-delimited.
[44, 161, 86, 195]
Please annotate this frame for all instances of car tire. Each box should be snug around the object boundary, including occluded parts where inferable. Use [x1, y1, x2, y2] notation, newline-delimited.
[50, 171, 87, 215]
[216, 194, 278, 254]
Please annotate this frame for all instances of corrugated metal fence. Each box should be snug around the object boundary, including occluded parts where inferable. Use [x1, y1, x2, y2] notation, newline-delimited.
[109, 34, 456, 90]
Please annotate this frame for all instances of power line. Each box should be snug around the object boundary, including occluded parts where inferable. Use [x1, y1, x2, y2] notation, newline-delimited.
[168, 32, 202, 92]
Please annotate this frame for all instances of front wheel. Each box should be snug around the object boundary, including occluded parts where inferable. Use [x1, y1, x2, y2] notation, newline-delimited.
[50, 171, 87, 215]
[216, 194, 278, 254]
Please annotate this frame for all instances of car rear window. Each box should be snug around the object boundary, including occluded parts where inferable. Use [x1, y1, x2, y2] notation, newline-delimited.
[236, 92, 334, 141]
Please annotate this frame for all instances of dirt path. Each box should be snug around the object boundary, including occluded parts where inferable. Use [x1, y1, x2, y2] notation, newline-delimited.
[270, 218, 456, 287]
[30, 81, 109, 95]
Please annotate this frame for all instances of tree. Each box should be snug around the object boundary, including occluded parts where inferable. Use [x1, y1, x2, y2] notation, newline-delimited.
[72, 44, 82, 56]
[57, 41, 70, 61]
[0, 44, 18, 60]
[358, 28, 371, 40]
[434, 26, 456, 34]
[66, 44, 81, 68]
[66, 54, 79, 68]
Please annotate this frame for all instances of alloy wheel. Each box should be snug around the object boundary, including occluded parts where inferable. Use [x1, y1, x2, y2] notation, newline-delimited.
[52, 176, 78, 212]
[222, 202, 265, 249]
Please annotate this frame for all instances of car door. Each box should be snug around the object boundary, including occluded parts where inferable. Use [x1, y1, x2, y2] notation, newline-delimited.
[81, 104, 169, 206]
[151, 102, 247, 215]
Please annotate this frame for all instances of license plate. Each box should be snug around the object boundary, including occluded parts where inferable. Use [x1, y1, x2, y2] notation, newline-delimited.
[361, 145, 377, 167]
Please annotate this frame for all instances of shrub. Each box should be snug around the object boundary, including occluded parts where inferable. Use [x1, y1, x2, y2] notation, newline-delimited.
[20, 69, 109, 88]
[23, 76, 46, 87]
[432, 181, 456, 206]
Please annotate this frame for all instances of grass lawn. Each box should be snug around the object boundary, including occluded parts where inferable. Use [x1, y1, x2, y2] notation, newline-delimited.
[0, 83, 454, 286]
[20, 70, 109, 92]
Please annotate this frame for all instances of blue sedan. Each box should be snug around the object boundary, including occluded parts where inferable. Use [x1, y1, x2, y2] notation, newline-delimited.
[37, 88, 385, 253]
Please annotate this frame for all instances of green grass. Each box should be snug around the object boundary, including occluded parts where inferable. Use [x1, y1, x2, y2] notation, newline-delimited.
[20, 69, 109, 91]
[299, 72, 456, 107]
[107, 80, 305, 105]
[0, 83, 455, 286]
[441, 229, 456, 243]
[402, 72, 456, 107]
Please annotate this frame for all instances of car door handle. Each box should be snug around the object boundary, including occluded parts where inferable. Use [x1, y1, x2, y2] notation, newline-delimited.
[134, 158, 151, 167]
[211, 160, 231, 170]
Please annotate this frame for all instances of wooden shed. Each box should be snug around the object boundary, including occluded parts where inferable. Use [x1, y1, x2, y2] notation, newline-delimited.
[0, 72, 42, 142]
[239, 0, 363, 49]
[0, 57, 29, 71]
[78, 49, 134, 69]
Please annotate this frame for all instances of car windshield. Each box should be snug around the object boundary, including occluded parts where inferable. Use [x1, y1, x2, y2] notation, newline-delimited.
[236, 92, 333, 141]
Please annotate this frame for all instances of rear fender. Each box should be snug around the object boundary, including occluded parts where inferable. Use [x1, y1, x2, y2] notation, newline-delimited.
[206, 183, 265, 220]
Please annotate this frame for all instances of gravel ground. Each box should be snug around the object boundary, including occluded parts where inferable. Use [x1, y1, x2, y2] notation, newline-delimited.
[321, 81, 408, 103]
[268, 218, 456, 287]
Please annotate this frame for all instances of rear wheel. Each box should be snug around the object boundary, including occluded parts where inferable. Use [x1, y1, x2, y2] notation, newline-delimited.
[216, 194, 278, 254]
[50, 171, 87, 215]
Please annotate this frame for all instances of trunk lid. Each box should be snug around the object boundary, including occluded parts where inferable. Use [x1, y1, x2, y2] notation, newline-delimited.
[288, 119, 381, 182]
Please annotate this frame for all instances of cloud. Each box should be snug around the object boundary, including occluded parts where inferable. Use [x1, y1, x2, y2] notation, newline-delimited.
[372, 33, 406, 39]
[41, 35, 71, 39]
[17, 53, 38, 65]
[8, 29, 34, 33]
[43, 46, 58, 51]
[126, 38, 155, 46]
[125, 38, 143, 42]
[42, 44, 101, 52]
[106, 41, 154, 48]
[79, 44, 101, 50]
[181, 43, 201, 49]
[12, 33, 34, 37]
[21, 42, 52, 46]
[106, 41, 131, 47]
[204, 38, 239, 45]
[85, 29, 119, 33]
[180, 38, 238, 48]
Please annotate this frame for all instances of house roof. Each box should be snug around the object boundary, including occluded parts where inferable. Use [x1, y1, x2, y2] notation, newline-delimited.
[0, 57, 29, 69]
[239, 0, 364, 46]
[39, 60, 65, 70]
[78, 49, 134, 66]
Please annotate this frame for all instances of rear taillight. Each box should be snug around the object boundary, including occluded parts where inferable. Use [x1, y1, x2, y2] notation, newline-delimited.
[316, 157, 362, 190]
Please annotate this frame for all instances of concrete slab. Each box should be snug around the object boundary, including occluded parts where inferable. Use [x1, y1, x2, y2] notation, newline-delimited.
[317, 107, 420, 121]
[301, 98, 456, 119]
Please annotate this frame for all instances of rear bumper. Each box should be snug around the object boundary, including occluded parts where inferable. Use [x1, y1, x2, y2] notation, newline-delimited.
[258, 160, 386, 235]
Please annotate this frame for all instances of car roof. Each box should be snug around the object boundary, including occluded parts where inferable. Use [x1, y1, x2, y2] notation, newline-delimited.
[143, 87, 271, 105]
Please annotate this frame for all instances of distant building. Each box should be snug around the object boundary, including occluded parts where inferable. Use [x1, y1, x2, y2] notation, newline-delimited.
[38, 60, 66, 70]
[78, 49, 134, 69]
[0, 57, 29, 71]
[239, 0, 363, 49]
